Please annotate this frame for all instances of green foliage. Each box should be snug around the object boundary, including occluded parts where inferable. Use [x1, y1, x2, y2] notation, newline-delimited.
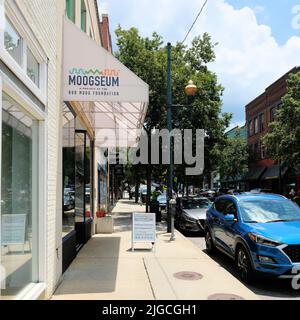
[115, 27, 231, 186]
[216, 130, 249, 183]
[263, 72, 300, 170]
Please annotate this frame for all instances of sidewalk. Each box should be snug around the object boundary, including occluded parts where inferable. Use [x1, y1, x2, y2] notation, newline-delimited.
[52, 199, 258, 300]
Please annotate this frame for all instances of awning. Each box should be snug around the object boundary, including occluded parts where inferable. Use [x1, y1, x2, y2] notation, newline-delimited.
[261, 165, 288, 180]
[63, 18, 149, 147]
[243, 167, 266, 181]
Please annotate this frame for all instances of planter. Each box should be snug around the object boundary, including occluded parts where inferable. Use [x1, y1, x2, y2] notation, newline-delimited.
[96, 216, 114, 234]
[96, 210, 106, 218]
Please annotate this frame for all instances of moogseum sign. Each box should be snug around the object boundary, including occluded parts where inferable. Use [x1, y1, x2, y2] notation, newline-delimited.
[63, 18, 148, 103]
[68, 68, 120, 98]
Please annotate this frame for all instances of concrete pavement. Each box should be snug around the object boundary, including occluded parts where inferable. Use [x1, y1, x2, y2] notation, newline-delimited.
[52, 199, 258, 300]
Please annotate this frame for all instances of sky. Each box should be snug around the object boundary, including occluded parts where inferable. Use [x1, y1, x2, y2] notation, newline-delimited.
[97, 0, 300, 128]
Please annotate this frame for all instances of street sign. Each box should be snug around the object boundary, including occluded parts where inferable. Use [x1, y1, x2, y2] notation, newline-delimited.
[132, 212, 156, 251]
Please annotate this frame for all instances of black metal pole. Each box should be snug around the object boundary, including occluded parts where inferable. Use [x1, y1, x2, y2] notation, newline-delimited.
[167, 43, 173, 233]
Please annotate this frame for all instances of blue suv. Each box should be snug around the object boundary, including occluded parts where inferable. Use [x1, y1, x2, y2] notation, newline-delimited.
[205, 193, 300, 283]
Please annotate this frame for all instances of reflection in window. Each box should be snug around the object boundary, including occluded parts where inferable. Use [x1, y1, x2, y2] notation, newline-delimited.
[4, 17, 22, 65]
[1, 93, 38, 299]
[81, 0, 87, 32]
[85, 136, 91, 217]
[27, 48, 40, 87]
[62, 104, 75, 237]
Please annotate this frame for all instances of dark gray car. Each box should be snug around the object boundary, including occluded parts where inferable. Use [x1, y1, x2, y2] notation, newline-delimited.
[176, 197, 212, 233]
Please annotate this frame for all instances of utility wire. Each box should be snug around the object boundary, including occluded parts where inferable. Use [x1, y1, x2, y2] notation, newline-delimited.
[181, 0, 209, 45]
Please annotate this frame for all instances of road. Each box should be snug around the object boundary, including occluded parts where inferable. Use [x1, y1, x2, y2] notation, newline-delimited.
[183, 231, 300, 300]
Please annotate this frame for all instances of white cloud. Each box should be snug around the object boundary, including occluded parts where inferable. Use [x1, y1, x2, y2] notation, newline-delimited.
[98, 0, 300, 125]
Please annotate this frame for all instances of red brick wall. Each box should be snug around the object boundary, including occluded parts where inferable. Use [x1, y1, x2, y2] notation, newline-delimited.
[100, 14, 112, 53]
[246, 67, 300, 168]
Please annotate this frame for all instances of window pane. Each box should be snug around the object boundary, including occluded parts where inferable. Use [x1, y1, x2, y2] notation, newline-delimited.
[62, 104, 75, 237]
[66, 0, 75, 23]
[4, 17, 22, 65]
[27, 49, 40, 87]
[81, 0, 87, 32]
[1, 93, 38, 299]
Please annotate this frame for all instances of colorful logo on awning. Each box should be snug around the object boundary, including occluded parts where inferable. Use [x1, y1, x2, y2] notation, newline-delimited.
[68, 68, 120, 97]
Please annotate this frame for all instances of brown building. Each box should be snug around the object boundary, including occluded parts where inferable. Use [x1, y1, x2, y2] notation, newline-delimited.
[245, 66, 300, 194]
[99, 14, 113, 53]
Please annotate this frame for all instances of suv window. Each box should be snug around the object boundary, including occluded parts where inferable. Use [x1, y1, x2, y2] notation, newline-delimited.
[214, 199, 227, 214]
[223, 200, 238, 216]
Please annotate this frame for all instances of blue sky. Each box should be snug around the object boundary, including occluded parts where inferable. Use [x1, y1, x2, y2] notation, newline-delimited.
[98, 0, 300, 128]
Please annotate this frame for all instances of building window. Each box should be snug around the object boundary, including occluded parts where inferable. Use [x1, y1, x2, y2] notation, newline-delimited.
[270, 107, 276, 122]
[259, 113, 265, 132]
[4, 17, 23, 66]
[1, 93, 39, 298]
[261, 144, 265, 159]
[254, 117, 258, 134]
[27, 48, 40, 87]
[248, 120, 253, 137]
[62, 104, 76, 237]
[66, 0, 75, 23]
[81, 0, 87, 32]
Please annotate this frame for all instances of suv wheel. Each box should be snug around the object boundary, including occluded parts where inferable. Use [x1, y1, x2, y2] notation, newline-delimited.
[236, 246, 254, 283]
[205, 229, 216, 254]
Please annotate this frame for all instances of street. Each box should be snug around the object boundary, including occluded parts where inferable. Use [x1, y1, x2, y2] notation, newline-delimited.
[183, 231, 300, 300]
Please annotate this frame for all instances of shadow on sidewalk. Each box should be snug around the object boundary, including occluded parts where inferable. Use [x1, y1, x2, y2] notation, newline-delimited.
[54, 237, 121, 296]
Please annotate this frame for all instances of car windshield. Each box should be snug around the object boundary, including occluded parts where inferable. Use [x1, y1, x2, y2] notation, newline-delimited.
[240, 199, 300, 223]
[182, 199, 211, 209]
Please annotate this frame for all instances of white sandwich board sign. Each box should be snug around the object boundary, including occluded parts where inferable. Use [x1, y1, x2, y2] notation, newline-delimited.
[132, 213, 156, 251]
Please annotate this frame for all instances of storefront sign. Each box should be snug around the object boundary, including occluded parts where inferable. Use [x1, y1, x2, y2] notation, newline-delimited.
[63, 18, 149, 103]
[1, 214, 26, 246]
[132, 213, 156, 251]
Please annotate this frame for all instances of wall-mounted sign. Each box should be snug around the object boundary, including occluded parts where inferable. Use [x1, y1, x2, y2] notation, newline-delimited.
[1, 214, 27, 246]
[132, 213, 156, 251]
[63, 18, 149, 103]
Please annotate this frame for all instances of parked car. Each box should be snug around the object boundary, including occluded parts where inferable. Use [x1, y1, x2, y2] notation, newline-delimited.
[157, 194, 167, 210]
[63, 192, 75, 211]
[205, 193, 300, 283]
[176, 197, 212, 233]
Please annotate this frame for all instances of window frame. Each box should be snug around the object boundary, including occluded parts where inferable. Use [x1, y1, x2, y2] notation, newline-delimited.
[254, 117, 258, 135]
[0, 69, 47, 300]
[0, 1, 47, 105]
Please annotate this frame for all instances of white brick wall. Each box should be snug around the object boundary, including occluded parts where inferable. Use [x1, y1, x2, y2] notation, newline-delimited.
[15, 0, 64, 298]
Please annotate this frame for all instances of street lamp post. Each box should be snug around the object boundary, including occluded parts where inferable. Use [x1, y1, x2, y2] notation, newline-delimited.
[166, 43, 197, 236]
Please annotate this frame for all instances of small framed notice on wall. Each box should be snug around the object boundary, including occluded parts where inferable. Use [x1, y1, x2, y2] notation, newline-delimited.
[132, 213, 156, 251]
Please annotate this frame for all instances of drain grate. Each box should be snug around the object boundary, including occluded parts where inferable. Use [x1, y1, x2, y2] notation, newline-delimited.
[173, 271, 203, 281]
[207, 293, 245, 300]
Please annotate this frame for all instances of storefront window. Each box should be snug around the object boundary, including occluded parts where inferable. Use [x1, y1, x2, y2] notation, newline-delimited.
[4, 17, 23, 66]
[75, 131, 85, 224]
[1, 93, 38, 299]
[27, 48, 40, 87]
[85, 136, 91, 216]
[62, 104, 75, 237]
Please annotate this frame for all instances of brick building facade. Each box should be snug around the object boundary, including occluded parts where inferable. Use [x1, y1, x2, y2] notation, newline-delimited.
[245, 66, 300, 193]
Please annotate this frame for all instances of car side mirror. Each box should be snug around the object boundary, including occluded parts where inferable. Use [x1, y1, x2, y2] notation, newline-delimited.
[224, 214, 238, 223]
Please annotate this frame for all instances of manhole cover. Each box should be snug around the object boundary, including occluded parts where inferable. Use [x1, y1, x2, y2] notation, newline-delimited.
[207, 293, 245, 300]
[173, 271, 203, 281]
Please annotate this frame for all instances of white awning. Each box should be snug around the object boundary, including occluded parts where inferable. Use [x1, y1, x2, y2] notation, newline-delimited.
[63, 18, 149, 147]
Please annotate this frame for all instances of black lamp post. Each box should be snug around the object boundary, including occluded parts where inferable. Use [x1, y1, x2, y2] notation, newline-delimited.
[166, 43, 197, 234]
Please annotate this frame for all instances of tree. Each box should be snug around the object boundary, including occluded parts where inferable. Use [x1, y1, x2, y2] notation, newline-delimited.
[263, 72, 300, 172]
[115, 27, 231, 205]
[216, 131, 249, 187]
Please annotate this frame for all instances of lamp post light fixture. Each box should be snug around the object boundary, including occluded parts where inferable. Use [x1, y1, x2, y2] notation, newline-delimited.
[166, 43, 197, 236]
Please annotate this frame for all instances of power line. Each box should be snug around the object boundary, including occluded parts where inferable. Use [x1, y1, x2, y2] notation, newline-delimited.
[181, 0, 209, 45]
